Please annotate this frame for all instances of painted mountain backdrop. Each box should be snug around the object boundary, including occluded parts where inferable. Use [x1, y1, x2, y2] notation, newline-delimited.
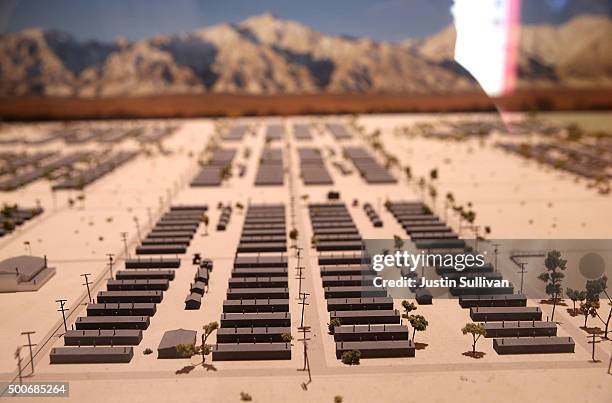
[1, 13, 610, 97]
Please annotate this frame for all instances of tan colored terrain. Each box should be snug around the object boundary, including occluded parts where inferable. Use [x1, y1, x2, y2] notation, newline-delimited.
[0, 113, 610, 402]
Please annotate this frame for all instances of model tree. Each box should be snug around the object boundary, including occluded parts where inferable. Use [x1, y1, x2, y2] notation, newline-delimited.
[417, 177, 426, 199]
[453, 204, 465, 228]
[579, 299, 600, 328]
[429, 185, 438, 208]
[404, 166, 412, 181]
[463, 210, 476, 225]
[1, 203, 17, 217]
[393, 235, 404, 251]
[401, 300, 417, 319]
[384, 154, 399, 170]
[401, 301, 428, 342]
[200, 321, 219, 363]
[328, 318, 342, 334]
[585, 276, 611, 338]
[340, 350, 361, 366]
[538, 250, 567, 321]
[2, 218, 15, 231]
[445, 192, 455, 206]
[462, 323, 486, 355]
[566, 288, 586, 315]
[409, 315, 428, 342]
[176, 343, 197, 358]
[220, 165, 232, 181]
[429, 168, 438, 181]
[604, 299, 612, 340]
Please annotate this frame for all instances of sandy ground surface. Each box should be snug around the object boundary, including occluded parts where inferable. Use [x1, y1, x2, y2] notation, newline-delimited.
[0, 113, 610, 402]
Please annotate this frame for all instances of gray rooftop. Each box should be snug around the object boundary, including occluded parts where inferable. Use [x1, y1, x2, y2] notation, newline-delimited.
[158, 328, 197, 351]
[0, 255, 47, 282]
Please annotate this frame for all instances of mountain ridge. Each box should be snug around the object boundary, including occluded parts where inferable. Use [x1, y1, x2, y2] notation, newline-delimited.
[0, 13, 609, 97]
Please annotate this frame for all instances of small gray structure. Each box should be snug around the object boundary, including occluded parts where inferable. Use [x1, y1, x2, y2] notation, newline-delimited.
[157, 328, 197, 358]
[0, 255, 56, 292]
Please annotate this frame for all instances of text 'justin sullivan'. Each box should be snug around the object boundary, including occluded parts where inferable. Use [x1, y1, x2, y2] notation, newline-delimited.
[372, 276, 511, 289]
[370, 250, 511, 289]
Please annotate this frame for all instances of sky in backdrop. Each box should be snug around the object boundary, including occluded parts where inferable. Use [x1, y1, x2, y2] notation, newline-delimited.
[0, 0, 609, 42]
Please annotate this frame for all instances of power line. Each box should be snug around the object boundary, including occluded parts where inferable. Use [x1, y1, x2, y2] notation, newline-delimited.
[20, 331, 36, 376]
[492, 242, 501, 272]
[133, 216, 141, 241]
[106, 254, 115, 278]
[295, 247, 304, 296]
[298, 292, 310, 329]
[297, 291, 312, 387]
[81, 273, 93, 302]
[120, 232, 129, 259]
[55, 299, 69, 333]
[297, 324, 312, 385]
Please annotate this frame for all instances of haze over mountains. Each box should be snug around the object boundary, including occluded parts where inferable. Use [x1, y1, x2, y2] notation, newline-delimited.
[0, 13, 610, 97]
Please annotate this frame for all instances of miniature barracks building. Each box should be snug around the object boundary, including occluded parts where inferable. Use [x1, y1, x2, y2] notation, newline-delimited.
[0, 255, 56, 292]
[157, 328, 197, 358]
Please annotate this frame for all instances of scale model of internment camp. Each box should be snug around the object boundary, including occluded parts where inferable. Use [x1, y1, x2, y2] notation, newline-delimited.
[0, 117, 610, 402]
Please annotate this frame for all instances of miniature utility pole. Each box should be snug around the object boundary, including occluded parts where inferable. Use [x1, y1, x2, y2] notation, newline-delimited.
[120, 232, 129, 259]
[147, 207, 153, 228]
[297, 290, 312, 382]
[517, 262, 527, 294]
[55, 299, 69, 332]
[298, 292, 310, 329]
[588, 333, 600, 363]
[298, 325, 312, 385]
[106, 254, 115, 279]
[444, 200, 449, 222]
[81, 273, 93, 302]
[21, 331, 36, 375]
[295, 247, 304, 296]
[295, 247, 303, 267]
[296, 266, 305, 297]
[472, 225, 480, 252]
[492, 243, 500, 272]
[15, 347, 23, 385]
[133, 216, 141, 241]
